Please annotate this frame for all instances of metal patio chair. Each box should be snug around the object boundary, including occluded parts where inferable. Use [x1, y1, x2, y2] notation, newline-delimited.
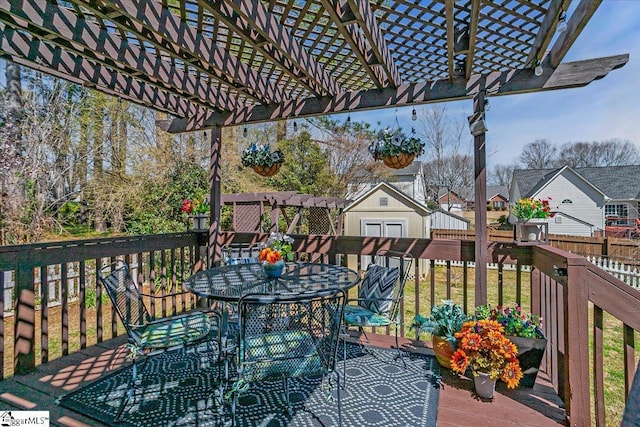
[221, 242, 260, 265]
[98, 261, 218, 421]
[342, 250, 413, 379]
[229, 289, 346, 426]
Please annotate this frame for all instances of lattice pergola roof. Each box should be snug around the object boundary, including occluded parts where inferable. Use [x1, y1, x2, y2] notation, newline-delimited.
[0, 0, 627, 133]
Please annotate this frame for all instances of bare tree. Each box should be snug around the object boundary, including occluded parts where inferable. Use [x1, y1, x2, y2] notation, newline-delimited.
[489, 164, 515, 186]
[557, 139, 640, 167]
[308, 117, 382, 197]
[518, 139, 558, 169]
[414, 105, 471, 204]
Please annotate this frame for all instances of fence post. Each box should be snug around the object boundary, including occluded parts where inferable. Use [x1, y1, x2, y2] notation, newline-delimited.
[563, 258, 591, 426]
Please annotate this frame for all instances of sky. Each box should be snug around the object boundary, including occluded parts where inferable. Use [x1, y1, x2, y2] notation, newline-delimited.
[337, 0, 640, 169]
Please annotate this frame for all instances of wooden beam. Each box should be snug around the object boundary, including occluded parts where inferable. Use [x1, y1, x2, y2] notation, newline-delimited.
[0, 26, 205, 118]
[158, 54, 628, 132]
[321, 0, 388, 88]
[445, 0, 455, 80]
[0, 0, 236, 111]
[73, 0, 283, 104]
[205, 0, 342, 96]
[465, 0, 481, 80]
[346, 0, 401, 86]
[524, 0, 568, 67]
[549, 0, 602, 67]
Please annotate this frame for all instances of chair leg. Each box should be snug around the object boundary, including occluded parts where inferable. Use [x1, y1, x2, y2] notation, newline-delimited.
[284, 378, 293, 415]
[114, 354, 149, 422]
[393, 325, 407, 368]
[336, 372, 343, 427]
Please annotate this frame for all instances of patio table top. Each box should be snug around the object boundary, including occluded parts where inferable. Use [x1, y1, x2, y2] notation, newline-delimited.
[185, 262, 360, 302]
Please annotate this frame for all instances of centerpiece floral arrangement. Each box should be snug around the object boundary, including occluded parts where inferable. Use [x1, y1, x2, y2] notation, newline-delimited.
[475, 304, 544, 339]
[511, 197, 555, 221]
[258, 232, 294, 264]
[241, 143, 285, 174]
[180, 196, 209, 215]
[368, 127, 425, 168]
[450, 319, 523, 388]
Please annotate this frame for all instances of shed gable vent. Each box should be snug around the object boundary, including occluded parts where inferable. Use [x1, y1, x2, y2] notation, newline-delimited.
[562, 199, 573, 204]
[379, 197, 388, 206]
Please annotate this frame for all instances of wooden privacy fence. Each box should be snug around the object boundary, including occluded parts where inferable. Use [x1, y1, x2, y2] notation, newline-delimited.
[432, 228, 640, 264]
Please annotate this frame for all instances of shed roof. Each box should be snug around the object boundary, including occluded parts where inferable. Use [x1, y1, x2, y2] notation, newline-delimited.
[344, 181, 431, 216]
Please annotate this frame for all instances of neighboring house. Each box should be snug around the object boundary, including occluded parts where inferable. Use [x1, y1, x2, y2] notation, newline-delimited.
[510, 165, 640, 237]
[438, 188, 473, 212]
[346, 161, 427, 206]
[487, 185, 509, 210]
[343, 181, 430, 276]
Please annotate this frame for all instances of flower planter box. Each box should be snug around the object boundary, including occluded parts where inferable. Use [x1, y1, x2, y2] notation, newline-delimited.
[514, 220, 549, 245]
[253, 163, 281, 177]
[506, 334, 548, 387]
[382, 153, 415, 169]
[189, 214, 208, 231]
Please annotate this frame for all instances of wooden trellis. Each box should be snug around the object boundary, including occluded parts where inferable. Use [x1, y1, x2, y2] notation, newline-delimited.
[221, 192, 348, 236]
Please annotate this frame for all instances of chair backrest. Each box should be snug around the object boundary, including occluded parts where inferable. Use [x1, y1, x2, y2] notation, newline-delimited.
[359, 250, 413, 321]
[237, 289, 346, 383]
[221, 243, 260, 265]
[98, 261, 151, 345]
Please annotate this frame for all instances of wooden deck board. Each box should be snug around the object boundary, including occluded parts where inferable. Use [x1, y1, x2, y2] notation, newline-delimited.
[0, 333, 567, 426]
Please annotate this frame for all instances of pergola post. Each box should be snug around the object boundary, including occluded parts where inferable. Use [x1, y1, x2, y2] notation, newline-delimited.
[208, 126, 222, 266]
[471, 89, 488, 306]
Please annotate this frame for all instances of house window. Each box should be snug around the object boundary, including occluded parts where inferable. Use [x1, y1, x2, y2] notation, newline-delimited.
[605, 204, 628, 217]
[379, 197, 388, 206]
[561, 199, 572, 204]
[492, 201, 505, 209]
[555, 216, 562, 224]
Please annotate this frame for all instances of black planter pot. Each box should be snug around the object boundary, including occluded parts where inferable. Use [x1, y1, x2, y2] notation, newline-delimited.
[506, 335, 548, 388]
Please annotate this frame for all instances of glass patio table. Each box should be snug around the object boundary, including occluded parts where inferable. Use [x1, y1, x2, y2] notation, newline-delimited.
[185, 261, 360, 301]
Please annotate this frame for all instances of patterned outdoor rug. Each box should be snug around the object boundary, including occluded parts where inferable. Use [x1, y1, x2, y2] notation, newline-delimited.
[58, 342, 440, 427]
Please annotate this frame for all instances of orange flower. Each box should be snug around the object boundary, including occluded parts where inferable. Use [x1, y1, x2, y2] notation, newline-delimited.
[266, 250, 282, 263]
[450, 349, 469, 374]
[259, 248, 272, 262]
[461, 333, 481, 351]
[500, 360, 523, 389]
[498, 337, 518, 358]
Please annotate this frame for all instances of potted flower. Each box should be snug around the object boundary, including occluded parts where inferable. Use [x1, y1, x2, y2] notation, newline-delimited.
[511, 197, 555, 243]
[475, 304, 547, 387]
[258, 232, 294, 278]
[180, 196, 210, 230]
[451, 319, 523, 398]
[411, 300, 467, 369]
[241, 143, 285, 177]
[368, 127, 425, 169]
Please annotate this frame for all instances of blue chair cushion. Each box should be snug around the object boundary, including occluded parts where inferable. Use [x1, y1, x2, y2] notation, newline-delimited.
[140, 311, 211, 349]
[343, 304, 392, 327]
[357, 264, 399, 314]
[241, 330, 323, 381]
[227, 256, 259, 265]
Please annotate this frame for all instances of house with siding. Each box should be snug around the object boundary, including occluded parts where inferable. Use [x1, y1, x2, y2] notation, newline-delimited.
[510, 165, 640, 237]
[346, 161, 427, 206]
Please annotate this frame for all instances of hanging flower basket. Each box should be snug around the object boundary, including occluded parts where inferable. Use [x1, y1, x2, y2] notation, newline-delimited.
[241, 143, 284, 177]
[369, 127, 424, 169]
[382, 152, 416, 169]
[252, 163, 281, 177]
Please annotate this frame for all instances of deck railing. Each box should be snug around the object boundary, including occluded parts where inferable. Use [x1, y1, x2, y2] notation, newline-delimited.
[1, 231, 638, 426]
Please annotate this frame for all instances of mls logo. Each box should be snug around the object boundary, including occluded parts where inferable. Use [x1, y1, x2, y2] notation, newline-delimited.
[0, 412, 14, 427]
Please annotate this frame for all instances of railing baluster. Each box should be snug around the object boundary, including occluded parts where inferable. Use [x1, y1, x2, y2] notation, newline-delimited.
[624, 324, 636, 399]
[497, 262, 503, 305]
[61, 262, 69, 356]
[429, 259, 435, 310]
[445, 261, 451, 299]
[594, 306, 605, 426]
[40, 266, 48, 363]
[79, 261, 87, 350]
[462, 261, 468, 314]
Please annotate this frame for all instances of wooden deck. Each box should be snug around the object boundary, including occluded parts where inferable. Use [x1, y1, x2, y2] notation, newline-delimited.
[0, 334, 566, 426]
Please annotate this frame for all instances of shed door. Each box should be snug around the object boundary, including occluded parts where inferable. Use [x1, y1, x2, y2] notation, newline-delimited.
[361, 219, 406, 267]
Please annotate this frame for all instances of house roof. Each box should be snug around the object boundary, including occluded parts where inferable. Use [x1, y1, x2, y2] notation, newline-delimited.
[486, 185, 509, 201]
[513, 165, 640, 201]
[432, 208, 471, 224]
[344, 181, 431, 216]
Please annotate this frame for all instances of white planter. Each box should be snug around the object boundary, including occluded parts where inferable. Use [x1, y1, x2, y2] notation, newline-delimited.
[473, 372, 496, 399]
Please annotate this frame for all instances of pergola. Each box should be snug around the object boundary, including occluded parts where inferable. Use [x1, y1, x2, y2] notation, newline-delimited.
[0, 0, 627, 304]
